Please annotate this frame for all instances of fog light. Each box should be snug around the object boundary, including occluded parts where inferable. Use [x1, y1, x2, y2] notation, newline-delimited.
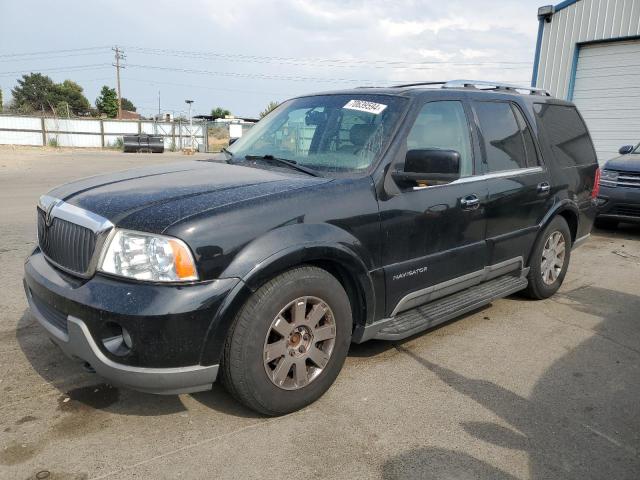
[101, 322, 132, 356]
[122, 328, 133, 349]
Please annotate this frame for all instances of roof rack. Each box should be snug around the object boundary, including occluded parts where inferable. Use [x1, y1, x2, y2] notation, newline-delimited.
[389, 79, 551, 96]
[443, 80, 551, 96]
[389, 81, 446, 88]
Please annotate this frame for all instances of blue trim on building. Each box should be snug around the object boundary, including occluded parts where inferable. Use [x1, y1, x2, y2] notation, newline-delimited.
[531, 18, 545, 87]
[532, 1, 582, 88]
[566, 45, 581, 100]
[554, 0, 581, 12]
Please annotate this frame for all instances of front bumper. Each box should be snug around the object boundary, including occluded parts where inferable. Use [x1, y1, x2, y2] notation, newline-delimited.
[597, 185, 640, 224]
[24, 249, 239, 394]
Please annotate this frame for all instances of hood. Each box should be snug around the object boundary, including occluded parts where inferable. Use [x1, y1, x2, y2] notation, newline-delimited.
[604, 153, 640, 173]
[48, 160, 330, 233]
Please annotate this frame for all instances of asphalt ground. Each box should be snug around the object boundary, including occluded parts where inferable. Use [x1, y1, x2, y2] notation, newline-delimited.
[1, 147, 639, 479]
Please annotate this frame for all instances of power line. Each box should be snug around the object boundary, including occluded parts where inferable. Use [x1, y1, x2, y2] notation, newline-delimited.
[125, 63, 383, 84]
[0, 51, 112, 63]
[0, 46, 110, 59]
[124, 45, 532, 70]
[121, 76, 289, 96]
[0, 64, 111, 77]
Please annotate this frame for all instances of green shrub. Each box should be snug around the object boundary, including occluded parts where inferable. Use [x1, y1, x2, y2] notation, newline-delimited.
[107, 137, 124, 149]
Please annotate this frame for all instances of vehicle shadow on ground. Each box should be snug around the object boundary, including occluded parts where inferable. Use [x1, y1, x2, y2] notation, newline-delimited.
[593, 222, 640, 238]
[15, 310, 262, 419]
[381, 285, 640, 480]
[348, 304, 493, 359]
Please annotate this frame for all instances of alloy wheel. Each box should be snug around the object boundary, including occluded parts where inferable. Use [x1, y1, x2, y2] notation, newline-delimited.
[263, 296, 337, 390]
[541, 230, 566, 285]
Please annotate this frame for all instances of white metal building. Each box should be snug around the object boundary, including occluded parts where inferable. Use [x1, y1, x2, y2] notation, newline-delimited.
[532, 0, 640, 161]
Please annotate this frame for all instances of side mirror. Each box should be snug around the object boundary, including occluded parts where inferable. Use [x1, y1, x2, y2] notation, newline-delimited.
[619, 145, 634, 155]
[228, 137, 239, 146]
[392, 149, 461, 185]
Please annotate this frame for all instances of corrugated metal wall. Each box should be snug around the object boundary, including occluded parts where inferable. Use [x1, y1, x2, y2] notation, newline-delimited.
[535, 0, 640, 99]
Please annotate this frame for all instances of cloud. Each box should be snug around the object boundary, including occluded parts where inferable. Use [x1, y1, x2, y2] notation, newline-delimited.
[380, 18, 488, 36]
[1, 0, 541, 117]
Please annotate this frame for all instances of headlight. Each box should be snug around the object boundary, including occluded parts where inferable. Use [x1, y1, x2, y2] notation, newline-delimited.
[600, 169, 618, 186]
[99, 229, 198, 282]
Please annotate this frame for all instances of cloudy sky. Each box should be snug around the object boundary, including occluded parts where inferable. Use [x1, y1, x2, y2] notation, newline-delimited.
[0, 0, 543, 118]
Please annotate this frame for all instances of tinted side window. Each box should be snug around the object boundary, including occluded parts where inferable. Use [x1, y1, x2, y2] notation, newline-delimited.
[475, 101, 527, 172]
[533, 103, 597, 166]
[406, 100, 473, 177]
[512, 105, 540, 167]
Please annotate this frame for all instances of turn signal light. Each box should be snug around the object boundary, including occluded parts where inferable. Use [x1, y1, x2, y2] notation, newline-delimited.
[169, 239, 198, 280]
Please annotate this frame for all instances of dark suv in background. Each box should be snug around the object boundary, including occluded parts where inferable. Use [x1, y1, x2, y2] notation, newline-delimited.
[596, 142, 640, 228]
[24, 80, 598, 415]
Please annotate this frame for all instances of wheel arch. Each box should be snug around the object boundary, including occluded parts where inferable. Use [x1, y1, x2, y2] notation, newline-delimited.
[541, 200, 579, 243]
[199, 224, 377, 365]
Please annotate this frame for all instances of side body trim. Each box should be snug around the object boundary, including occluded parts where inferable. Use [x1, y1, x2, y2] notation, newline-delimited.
[390, 257, 525, 317]
[572, 233, 590, 249]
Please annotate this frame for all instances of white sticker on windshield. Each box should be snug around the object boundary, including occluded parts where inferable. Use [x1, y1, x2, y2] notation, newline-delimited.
[343, 99, 388, 115]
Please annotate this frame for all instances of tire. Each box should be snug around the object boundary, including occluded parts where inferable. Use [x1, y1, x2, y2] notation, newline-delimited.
[220, 266, 352, 416]
[524, 216, 572, 300]
[594, 217, 618, 230]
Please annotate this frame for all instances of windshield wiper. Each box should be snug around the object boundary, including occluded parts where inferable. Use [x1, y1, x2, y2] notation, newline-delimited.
[244, 155, 321, 177]
[222, 147, 234, 162]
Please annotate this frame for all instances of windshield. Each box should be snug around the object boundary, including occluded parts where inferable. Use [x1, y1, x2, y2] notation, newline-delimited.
[227, 94, 408, 174]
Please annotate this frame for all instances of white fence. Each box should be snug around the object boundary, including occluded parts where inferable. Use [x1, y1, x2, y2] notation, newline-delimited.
[0, 114, 206, 151]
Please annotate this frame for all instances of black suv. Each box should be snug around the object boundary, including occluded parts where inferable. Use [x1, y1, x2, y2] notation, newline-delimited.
[24, 81, 599, 415]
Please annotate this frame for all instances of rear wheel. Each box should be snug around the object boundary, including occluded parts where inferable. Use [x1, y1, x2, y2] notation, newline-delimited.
[221, 266, 352, 415]
[525, 216, 572, 300]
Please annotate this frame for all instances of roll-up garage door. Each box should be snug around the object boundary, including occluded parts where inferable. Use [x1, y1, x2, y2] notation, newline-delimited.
[572, 39, 640, 163]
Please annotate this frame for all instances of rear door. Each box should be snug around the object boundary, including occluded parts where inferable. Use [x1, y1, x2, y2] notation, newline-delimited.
[473, 100, 553, 266]
[379, 99, 489, 316]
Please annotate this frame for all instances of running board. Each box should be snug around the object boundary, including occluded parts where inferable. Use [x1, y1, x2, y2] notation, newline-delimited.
[353, 273, 528, 342]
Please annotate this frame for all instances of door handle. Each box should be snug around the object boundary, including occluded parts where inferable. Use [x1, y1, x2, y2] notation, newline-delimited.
[538, 182, 551, 194]
[460, 194, 480, 210]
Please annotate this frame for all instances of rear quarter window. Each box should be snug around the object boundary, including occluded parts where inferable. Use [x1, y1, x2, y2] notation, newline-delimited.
[533, 103, 597, 167]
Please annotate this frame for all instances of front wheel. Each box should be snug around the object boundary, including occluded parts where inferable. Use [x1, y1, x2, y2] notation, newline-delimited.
[525, 216, 572, 300]
[220, 266, 352, 415]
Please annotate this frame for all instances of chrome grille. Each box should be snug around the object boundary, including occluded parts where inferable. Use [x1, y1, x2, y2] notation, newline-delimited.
[613, 205, 640, 217]
[616, 170, 640, 188]
[38, 207, 97, 275]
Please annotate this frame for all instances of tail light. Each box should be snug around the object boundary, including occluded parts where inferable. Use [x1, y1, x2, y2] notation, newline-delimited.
[591, 167, 601, 199]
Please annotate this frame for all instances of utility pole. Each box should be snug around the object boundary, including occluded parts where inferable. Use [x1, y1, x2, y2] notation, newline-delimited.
[158, 90, 161, 118]
[185, 99, 194, 151]
[112, 46, 125, 119]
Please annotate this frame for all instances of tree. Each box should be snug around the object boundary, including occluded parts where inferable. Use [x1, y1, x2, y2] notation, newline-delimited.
[260, 100, 280, 118]
[95, 85, 118, 118]
[57, 80, 90, 115]
[121, 97, 136, 112]
[55, 101, 71, 117]
[10, 74, 91, 116]
[211, 107, 231, 120]
[11, 73, 58, 113]
[0, 88, 3, 113]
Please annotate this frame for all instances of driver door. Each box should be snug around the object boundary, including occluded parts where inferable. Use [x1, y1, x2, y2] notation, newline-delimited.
[379, 99, 489, 316]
